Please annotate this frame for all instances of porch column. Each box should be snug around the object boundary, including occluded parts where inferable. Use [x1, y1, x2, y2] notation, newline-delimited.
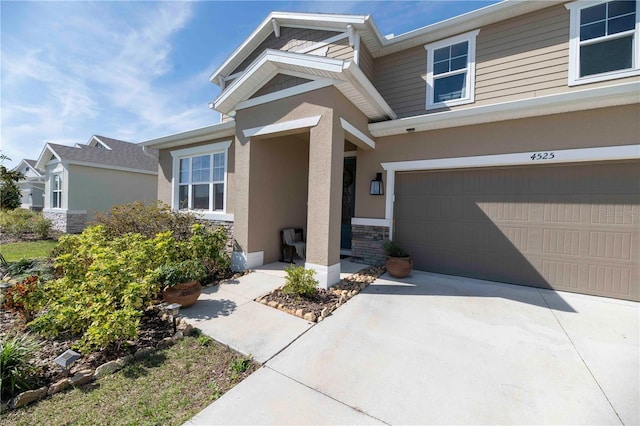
[305, 113, 344, 288]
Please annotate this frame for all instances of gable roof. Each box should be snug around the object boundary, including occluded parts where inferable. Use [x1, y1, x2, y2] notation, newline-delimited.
[13, 159, 44, 179]
[35, 135, 158, 173]
[210, 1, 562, 85]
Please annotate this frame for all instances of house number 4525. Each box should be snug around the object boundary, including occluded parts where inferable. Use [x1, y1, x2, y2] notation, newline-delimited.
[530, 152, 555, 161]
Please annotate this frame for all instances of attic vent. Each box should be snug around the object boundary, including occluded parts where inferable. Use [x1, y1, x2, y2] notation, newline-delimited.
[95, 142, 105, 149]
[50, 154, 56, 161]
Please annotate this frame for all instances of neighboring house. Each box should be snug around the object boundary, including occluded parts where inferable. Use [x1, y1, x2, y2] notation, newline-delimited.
[140, 0, 640, 301]
[35, 135, 159, 233]
[14, 159, 45, 211]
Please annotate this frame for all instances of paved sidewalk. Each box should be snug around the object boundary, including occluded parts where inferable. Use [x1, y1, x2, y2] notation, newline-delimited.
[179, 271, 313, 363]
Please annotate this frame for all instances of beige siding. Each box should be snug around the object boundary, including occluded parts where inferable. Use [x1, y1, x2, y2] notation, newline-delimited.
[373, 46, 426, 118]
[370, 3, 637, 118]
[474, 4, 569, 105]
[359, 42, 375, 82]
[67, 165, 157, 220]
[252, 74, 313, 98]
[231, 27, 340, 75]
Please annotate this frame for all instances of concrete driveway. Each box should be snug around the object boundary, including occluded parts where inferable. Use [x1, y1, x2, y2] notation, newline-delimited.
[188, 270, 639, 425]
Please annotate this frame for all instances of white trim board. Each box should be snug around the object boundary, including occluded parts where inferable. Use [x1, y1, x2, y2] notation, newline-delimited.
[351, 217, 391, 227]
[339, 118, 375, 150]
[243, 115, 322, 138]
[305, 262, 341, 289]
[236, 80, 334, 111]
[381, 144, 640, 172]
[381, 143, 640, 239]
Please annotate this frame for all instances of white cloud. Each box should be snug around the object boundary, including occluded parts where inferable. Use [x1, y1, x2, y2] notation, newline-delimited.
[0, 1, 217, 167]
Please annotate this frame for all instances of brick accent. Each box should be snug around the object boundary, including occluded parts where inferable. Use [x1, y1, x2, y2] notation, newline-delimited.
[44, 210, 87, 234]
[351, 224, 389, 266]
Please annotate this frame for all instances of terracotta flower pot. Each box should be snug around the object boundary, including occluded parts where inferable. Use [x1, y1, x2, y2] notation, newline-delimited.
[385, 256, 413, 278]
[162, 280, 202, 308]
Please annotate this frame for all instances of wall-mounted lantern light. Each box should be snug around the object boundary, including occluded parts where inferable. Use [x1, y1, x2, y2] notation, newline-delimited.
[370, 173, 384, 195]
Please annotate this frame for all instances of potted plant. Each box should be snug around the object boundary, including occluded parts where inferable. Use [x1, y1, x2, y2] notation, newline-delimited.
[154, 260, 207, 308]
[382, 240, 413, 278]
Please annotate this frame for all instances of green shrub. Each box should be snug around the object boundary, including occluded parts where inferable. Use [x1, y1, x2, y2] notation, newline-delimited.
[0, 209, 51, 239]
[0, 333, 41, 401]
[282, 265, 318, 298]
[152, 260, 207, 288]
[184, 224, 230, 281]
[382, 240, 409, 257]
[29, 225, 180, 351]
[92, 201, 199, 241]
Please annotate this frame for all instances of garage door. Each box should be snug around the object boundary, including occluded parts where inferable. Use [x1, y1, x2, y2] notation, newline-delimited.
[394, 161, 640, 301]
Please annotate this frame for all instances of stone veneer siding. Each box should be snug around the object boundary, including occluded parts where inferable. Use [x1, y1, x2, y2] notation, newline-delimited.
[203, 219, 235, 254]
[43, 210, 87, 234]
[351, 224, 389, 265]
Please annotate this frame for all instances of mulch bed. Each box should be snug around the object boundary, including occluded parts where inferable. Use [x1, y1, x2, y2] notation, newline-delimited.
[0, 307, 174, 402]
[256, 265, 386, 321]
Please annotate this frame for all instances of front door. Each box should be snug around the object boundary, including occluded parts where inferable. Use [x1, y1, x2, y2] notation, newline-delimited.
[341, 157, 356, 250]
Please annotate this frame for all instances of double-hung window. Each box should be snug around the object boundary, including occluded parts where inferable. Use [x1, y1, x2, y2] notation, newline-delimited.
[567, 0, 640, 85]
[52, 174, 62, 208]
[171, 141, 231, 218]
[425, 30, 480, 109]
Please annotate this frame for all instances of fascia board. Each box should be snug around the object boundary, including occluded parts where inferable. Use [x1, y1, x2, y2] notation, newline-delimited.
[369, 81, 640, 137]
[138, 121, 236, 149]
[65, 161, 158, 176]
[35, 144, 59, 171]
[214, 50, 345, 113]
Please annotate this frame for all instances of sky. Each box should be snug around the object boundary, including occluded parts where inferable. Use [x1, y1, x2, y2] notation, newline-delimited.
[0, 0, 499, 168]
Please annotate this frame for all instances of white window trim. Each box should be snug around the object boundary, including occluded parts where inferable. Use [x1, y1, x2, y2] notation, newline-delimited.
[170, 141, 233, 221]
[424, 29, 480, 110]
[566, 0, 640, 86]
[51, 173, 63, 209]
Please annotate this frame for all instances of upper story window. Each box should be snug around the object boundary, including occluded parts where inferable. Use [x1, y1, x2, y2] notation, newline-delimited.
[52, 174, 62, 208]
[171, 141, 232, 219]
[425, 30, 480, 110]
[567, 0, 640, 85]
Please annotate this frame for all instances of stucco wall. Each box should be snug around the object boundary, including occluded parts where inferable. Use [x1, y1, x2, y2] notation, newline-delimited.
[354, 104, 640, 219]
[157, 137, 236, 215]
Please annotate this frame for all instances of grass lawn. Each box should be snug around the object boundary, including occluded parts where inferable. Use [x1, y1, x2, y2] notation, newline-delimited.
[2, 335, 258, 426]
[0, 240, 58, 262]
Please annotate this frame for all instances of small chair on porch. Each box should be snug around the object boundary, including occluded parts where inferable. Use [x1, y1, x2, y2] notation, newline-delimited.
[280, 228, 305, 263]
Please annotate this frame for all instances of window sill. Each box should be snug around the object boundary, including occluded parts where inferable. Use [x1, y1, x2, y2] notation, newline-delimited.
[426, 97, 474, 110]
[569, 68, 640, 87]
[178, 210, 234, 222]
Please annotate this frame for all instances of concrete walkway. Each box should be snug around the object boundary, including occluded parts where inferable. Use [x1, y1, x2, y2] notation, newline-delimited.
[185, 269, 639, 425]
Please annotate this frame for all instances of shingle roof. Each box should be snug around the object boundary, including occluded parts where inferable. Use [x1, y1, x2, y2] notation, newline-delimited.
[48, 136, 158, 173]
[24, 159, 38, 168]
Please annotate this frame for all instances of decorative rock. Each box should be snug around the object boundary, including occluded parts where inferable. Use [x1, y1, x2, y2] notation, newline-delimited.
[93, 361, 122, 379]
[11, 387, 48, 408]
[295, 309, 304, 318]
[178, 322, 193, 336]
[320, 307, 330, 319]
[157, 337, 175, 349]
[116, 355, 133, 367]
[48, 378, 71, 395]
[303, 312, 317, 322]
[349, 290, 358, 297]
[267, 301, 278, 308]
[134, 347, 155, 360]
[172, 330, 184, 340]
[161, 313, 169, 321]
[69, 370, 94, 387]
[259, 298, 268, 305]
